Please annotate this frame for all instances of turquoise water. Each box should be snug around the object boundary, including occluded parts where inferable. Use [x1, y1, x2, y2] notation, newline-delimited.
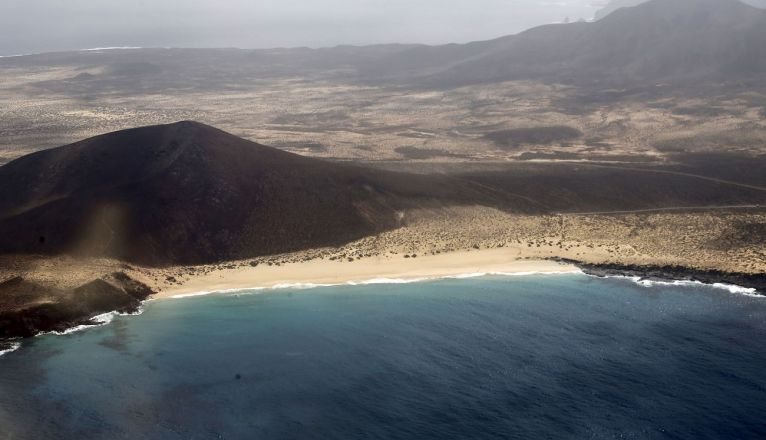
[1, 274, 765, 439]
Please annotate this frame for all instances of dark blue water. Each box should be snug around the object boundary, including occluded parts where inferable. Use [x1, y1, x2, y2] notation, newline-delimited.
[1, 274, 766, 439]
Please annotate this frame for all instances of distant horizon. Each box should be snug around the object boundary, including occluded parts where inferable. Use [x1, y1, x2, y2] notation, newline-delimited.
[0, 18, 587, 59]
[0, 0, 603, 57]
[0, 27, 564, 59]
[0, 25, 546, 59]
[4, 0, 766, 57]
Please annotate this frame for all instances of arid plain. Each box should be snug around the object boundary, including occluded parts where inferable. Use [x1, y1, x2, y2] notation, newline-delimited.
[3, 49, 766, 165]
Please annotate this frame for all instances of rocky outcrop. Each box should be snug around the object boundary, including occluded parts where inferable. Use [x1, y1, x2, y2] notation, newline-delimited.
[0, 272, 153, 339]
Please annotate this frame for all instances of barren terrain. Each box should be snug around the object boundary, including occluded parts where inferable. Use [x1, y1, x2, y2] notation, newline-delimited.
[2, 50, 766, 166]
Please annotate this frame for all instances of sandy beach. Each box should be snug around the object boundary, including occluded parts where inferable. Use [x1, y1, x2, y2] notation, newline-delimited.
[156, 249, 580, 299]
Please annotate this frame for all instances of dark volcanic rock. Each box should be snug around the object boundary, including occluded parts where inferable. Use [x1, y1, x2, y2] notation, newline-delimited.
[0, 274, 153, 339]
[556, 258, 766, 295]
[108, 271, 154, 300]
[71, 279, 140, 315]
[0, 302, 78, 339]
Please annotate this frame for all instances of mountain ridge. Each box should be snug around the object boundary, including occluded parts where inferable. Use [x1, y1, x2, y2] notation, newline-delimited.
[3, 0, 764, 90]
[411, 0, 766, 87]
[343, 0, 764, 88]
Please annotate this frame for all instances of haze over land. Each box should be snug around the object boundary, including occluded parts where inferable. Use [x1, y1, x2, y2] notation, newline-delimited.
[0, 0, 603, 56]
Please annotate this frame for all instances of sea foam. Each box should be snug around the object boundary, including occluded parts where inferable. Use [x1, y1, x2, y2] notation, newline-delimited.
[166, 270, 584, 300]
[347, 277, 432, 285]
[596, 275, 761, 297]
[0, 342, 21, 357]
[43, 307, 145, 337]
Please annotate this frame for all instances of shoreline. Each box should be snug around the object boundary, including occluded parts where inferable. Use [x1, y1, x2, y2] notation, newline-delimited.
[556, 259, 766, 297]
[2, 252, 765, 354]
[157, 249, 580, 299]
[153, 249, 766, 302]
[0, 252, 583, 351]
[157, 258, 766, 302]
[163, 270, 585, 300]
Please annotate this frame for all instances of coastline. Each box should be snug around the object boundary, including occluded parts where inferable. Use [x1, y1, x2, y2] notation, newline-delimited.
[557, 259, 766, 296]
[157, 249, 580, 299]
[156, 251, 766, 301]
[0, 271, 153, 341]
[0, 251, 581, 349]
[2, 247, 764, 347]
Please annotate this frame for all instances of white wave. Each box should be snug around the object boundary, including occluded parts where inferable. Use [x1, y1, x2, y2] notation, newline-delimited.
[711, 283, 759, 296]
[271, 282, 338, 289]
[445, 269, 584, 279]
[491, 269, 585, 277]
[347, 277, 432, 285]
[42, 306, 145, 337]
[168, 279, 421, 298]
[593, 274, 762, 298]
[636, 279, 705, 289]
[634, 278, 760, 297]
[165, 269, 583, 299]
[170, 291, 219, 299]
[82, 46, 143, 51]
[169, 286, 268, 299]
[51, 323, 97, 336]
[0, 342, 21, 357]
[445, 273, 487, 279]
[352, 270, 582, 284]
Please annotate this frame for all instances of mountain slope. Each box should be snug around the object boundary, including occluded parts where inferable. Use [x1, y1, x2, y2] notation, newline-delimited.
[6, 0, 763, 93]
[0, 121, 504, 265]
[594, 0, 648, 20]
[376, 0, 766, 87]
[595, 0, 766, 21]
[2, 121, 765, 267]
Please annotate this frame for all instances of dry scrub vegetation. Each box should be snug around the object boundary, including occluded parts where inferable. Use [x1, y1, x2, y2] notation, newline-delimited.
[3, 56, 766, 166]
[4, 206, 764, 293]
[132, 207, 766, 290]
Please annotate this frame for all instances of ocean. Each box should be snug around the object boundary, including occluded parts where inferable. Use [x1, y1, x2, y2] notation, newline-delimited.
[1, 274, 765, 439]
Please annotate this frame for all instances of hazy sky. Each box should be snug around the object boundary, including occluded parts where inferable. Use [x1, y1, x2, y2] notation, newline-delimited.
[0, 0, 605, 56]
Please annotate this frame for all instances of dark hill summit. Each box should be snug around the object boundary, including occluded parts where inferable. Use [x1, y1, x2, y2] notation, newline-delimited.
[0, 121, 503, 265]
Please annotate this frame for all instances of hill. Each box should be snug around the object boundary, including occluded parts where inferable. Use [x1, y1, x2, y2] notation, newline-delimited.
[0, 121, 503, 265]
[594, 0, 649, 20]
[371, 0, 766, 87]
